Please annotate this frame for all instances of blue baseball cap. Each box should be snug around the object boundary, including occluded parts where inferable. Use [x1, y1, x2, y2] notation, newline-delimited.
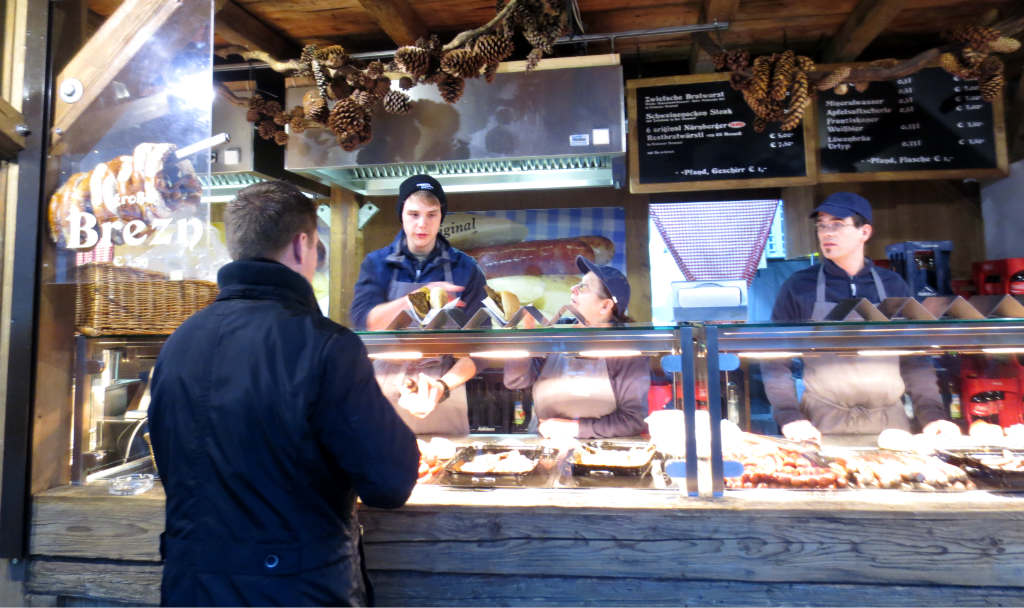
[810, 191, 872, 224]
[576, 255, 630, 313]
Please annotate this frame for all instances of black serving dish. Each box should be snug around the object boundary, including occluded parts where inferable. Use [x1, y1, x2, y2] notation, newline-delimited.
[440, 444, 557, 488]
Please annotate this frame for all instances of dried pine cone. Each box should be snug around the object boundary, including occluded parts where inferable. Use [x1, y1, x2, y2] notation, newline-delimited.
[350, 90, 374, 106]
[246, 108, 261, 122]
[833, 83, 849, 95]
[980, 73, 1004, 102]
[382, 90, 411, 114]
[939, 52, 973, 79]
[327, 98, 369, 135]
[399, 76, 415, 90]
[302, 90, 328, 122]
[317, 45, 348, 69]
[256, 119, 277, 140]
[853, 81, 870, 93]
[961, 46, 987, 69]
[272, 111, 290, 127]
[525, 48, 544, 72]
[980, 55, 1003, 76]
[263, 100, 282, 116]
[711, 52, 729, 71]
[273, 130, 289, 146]
[374, 77, 392, 97]
[365, 60, 385, 80]
[437, 74, 466, 103]
[441, 49, 486, 79]
[329, 77, 352, 101]
[473, 34, 514, 63]
[289, 115, 306, 134]
[753, 116, 768, 133]
[815, 66, 851, 91]
[483, 62, 499, 83]
[298, 45, 318, 76]
[248, 94, 266, 112]
[726, 49, 752, 72]
[523, 25, 554, 54]
[988, 37, 1021, 54]
[945, 25, 1000, 47]
[796, 55, 815, 73]
[395, 46, 431, 78]
[747, 56, 771, 99]
[770, 51, 795, 101]
[290, 105, 305, 119]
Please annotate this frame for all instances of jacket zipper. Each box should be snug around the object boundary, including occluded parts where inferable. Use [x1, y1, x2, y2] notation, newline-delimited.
[850, 281, 857, 296]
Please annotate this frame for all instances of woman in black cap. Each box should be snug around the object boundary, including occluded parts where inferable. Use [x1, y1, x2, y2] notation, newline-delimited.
[350, 174, 487, 435]
[504, 256, 651, 439]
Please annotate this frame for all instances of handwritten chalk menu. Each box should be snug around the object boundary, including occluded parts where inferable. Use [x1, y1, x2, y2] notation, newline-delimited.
[817, 66, 1007, 181]
[627, 74, 816, 193]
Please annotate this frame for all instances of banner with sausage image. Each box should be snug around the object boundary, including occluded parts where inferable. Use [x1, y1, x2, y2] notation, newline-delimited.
[440, 207, 626, 321]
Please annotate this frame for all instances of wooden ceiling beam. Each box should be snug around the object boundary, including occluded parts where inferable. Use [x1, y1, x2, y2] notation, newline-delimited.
[823, 0, 906, 63]
[355, 0, 428, 47]
[689, 0, 740, 74]
[215, 0, 298, 60]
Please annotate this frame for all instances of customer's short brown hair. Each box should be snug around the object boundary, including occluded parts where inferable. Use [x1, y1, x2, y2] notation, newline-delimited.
[225, 181, 317, 260]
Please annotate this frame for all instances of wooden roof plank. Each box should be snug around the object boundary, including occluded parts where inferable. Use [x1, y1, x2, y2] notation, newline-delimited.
[823, 0, 907, 62]
[216, 0, 298, 59]
[690, 0, 742, 72]
[355, 0, 428, 46]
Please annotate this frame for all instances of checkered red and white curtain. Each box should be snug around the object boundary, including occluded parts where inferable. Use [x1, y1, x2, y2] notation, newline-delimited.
[650, 199, 779, 283]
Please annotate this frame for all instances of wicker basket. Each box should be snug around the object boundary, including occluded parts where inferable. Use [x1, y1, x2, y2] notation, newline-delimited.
[75, 263, 219, 336]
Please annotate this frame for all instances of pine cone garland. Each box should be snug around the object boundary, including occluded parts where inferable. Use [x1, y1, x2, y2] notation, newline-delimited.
[441, 49, 485, 78]
[273, 130, 289, 146]
[382, 90, 411, 114]
[395, 46, 431, 78]
[437, 74, 465, 103]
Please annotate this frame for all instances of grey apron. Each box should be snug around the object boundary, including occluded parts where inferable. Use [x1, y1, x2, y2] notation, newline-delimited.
[532, 353, 617, 422]
[372, 251, 470, 436]
[801, 264, 909, 434]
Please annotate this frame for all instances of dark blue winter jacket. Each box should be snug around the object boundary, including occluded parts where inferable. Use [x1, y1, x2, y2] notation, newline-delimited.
[350, 232, 487, 329]
[149, 258, 418, 606]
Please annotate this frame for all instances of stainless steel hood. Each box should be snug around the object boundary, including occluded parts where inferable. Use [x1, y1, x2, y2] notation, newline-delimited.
[205, 84, 328, 201]
[284, 61, 626, 194]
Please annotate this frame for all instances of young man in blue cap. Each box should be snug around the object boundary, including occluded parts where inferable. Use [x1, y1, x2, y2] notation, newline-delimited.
[350, 174, 487, 435]
[764, 191, 960, 443]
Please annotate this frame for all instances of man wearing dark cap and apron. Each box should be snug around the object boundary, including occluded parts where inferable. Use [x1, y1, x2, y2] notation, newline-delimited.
[763, 192, 961, 443]
[351, 174, 488, 435]
[504, 256, 650, 439]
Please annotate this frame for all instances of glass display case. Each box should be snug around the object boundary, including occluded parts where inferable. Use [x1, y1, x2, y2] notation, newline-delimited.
[700, 319, 1024, 494]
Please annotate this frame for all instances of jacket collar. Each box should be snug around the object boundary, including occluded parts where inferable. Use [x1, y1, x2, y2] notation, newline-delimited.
[384, 231, 453, 267]
[822, 257, 875, 279]
[216, 258, 319, 310]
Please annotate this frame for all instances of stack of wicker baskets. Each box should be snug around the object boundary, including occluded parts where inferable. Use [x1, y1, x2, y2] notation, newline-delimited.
[75, 263, 218, 336]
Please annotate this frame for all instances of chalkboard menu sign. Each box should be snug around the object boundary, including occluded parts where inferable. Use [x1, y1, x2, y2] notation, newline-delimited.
[627, 74, 816, 193]
[817, 66, 1007, 181]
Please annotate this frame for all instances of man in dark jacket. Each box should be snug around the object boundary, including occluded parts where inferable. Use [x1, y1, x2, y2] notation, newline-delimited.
[148, 180, 419, 607]
[763, 191, 960, 443]
[350, 175, 486, 435]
